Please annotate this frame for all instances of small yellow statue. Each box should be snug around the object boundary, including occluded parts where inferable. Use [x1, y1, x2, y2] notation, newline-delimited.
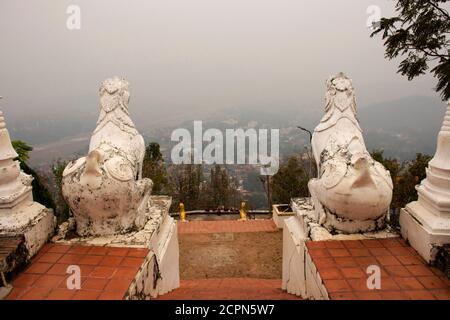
[239, 202, 247, 221]
[179, 202, 187, 222]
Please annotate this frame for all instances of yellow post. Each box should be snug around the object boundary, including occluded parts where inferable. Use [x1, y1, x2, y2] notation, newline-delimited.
[239, 202, 247, 221]
[179, 202, 187, 222]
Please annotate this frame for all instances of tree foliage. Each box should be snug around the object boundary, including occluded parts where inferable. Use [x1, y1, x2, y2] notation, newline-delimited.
[168, 164, 204, 211]
[12, 140, 33, 163]
[52, 159, 71, 223]
[142, 142, 168, 194]
[11, 140, 56, 212]
[270, 156, 309, 204]
[167, 163, 240, 212]
[204, 165, 239, 209]
[371, 0, 450, 100]
[371, 150, 431, 209]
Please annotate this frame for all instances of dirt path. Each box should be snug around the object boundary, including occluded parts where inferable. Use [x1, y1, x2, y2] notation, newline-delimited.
[179, 231, 283, 279]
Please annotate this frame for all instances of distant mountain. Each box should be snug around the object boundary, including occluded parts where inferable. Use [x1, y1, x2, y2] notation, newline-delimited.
[197, 95, 446, 161]
[15, 94, 447, 167]
[7, 111, 97, 146]
[360, 96, 445, 160]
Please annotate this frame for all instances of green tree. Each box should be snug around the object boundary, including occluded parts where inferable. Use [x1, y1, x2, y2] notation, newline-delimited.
[11, 140, 56, 212]
[52, 159, 71, 223]
[371, 0, 450, 100]
[12, 140, 33, 163]
[205, 165, 239, 209]
[408, 153, 432, 182]
[371, 149, 401, 179]
[371, 149, 403, 209]
[142, 142, 168, 194]
[168, 164, 204, 211]
[372, 150, 431, 210]
[270, 156, 309, 204]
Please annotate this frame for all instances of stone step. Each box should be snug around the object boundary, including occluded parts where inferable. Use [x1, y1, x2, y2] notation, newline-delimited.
[157, 278, 302, 300]
[435, 245, 450, 278]
[178, 220, 278, 235]
[0, 235, 26, 274]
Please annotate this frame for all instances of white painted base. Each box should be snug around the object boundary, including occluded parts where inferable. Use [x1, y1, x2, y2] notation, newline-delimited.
[282, 197, 399, 299]
[0, 204, 55, 259]
[151, 215, 180, 297]
[53, 196, 180, 299]
[282, 216, 329, 299]
[400, 202, 450, 263]
[126, 215, 180, 299]
[282, 216, 305, 297]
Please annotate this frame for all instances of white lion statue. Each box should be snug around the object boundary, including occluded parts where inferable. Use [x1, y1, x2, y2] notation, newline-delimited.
[308, 73, 393, 233]
[62, 77, 153, 236]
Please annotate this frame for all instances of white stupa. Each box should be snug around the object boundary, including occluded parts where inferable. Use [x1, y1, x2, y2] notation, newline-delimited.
[401, 100, 450, 262]
[0, 99, 55, 258]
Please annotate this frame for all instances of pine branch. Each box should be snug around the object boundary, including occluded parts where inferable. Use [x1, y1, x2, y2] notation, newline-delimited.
[426, 0, 450, 20]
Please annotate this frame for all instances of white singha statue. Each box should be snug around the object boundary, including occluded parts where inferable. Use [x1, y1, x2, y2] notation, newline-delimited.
[62, 77, 153, 236]
[308, 73, 393, 233]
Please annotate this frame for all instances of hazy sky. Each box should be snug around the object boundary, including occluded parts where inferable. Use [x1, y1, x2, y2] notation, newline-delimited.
[0, 0, 438, 123]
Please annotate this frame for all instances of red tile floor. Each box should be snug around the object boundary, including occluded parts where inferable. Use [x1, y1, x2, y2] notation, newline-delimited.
[6, 244, 148, 300]
[5, 220, 448, 300]
[306, 238, 450, 300]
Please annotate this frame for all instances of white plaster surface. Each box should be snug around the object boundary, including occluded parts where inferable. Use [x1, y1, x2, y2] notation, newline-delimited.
[282, 216, 306, 297]
[282, 215, 329, 300]
[126, 214, 180, 299]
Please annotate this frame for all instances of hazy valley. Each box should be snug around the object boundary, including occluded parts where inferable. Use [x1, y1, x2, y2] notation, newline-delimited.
[7, 95, 444, 169]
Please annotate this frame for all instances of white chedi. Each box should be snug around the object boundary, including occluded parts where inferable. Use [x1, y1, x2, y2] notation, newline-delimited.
[0, 105, 55, 258]
[400, 100, 450, 262]
[0, 111, 32, 208]
[308, 73, 393, 233]
[62, 77, 153, 236]
[0, 110, 38, 218]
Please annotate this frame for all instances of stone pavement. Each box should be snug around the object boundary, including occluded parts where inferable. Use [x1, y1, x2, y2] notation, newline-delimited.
[6, 244, 148, 300]
[306, 238, 450, 300]
[157, 278, 302, 300]
[178, 219, 278, 234]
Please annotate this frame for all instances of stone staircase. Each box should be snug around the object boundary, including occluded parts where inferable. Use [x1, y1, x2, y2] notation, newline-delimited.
[157, 278, 302, 300]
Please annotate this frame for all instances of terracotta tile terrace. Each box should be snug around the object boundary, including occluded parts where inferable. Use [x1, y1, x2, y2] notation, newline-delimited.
[6, 244, 149, 300]
[306, 238, 450, 300]
[5, 221, 449, 300]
